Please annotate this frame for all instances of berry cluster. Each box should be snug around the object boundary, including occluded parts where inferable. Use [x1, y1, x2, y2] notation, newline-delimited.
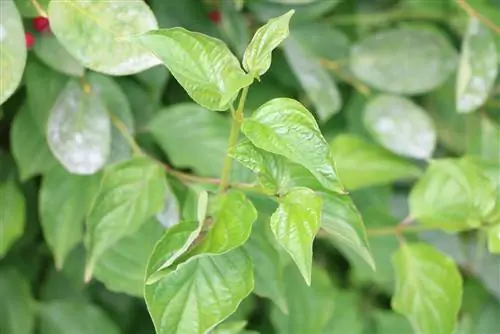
[25, 16, 50, 49]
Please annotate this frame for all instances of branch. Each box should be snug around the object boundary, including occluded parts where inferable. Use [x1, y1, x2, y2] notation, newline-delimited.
[456, 0, 500, 35]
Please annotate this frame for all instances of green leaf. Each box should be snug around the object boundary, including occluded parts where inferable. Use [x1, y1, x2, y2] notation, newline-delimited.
[13, 0, 49, 17]
[410, 158, 496, 231]
[243, 10, 294, 77]
[33, 34, 85, 77]
[271, 187, 322, 285]
[0, 178, 25, 258]
[487, 224, 500, 253]
[391, 243, 463, 334]
[364, 94, 437, 159]
[248, 0, 341, 23]
[145, 248, 254, 334]
[39, 300, 120, 334]
[457, 18, 498, 113]
[0, 269, 35, 334]
[350, 25, 457, 94]
[322, 292, 365, 334]
[331, 134, 422, 190]
[373, 311, 413, 334]
[0, 0, 27, 105]
[212, 321, 248, 334]
[40, 166, 100, 269]
[320, 192, 374, 271]
[10, 104, 57, 181]
[242, 98, 345, 193]
[156, 189, 181, 229]
[220, 1, 250, 58]
[84, 156, 166, 279]
[48, 0, 160, 75]
[139, 28, 253, 111]
[47, 79, 111, 175]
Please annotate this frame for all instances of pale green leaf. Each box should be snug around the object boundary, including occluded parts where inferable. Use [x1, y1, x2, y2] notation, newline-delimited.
[0, 0, 27, 105]
[139, 28, 253, 111]
[40, 166, 100, 269]
[248, 0, 340, 23]
[33, 34, 85, 77]
[48, 0, 160, 75]
[331, 134, 422, 190]
[392, 243, 463, 334]
[242, 98, 345, 193]
[487, 224, 500, 253]
[271, 187, 322, 285]
[468, 157, 500, 224]
[364, 94, 437, 159]
[0, 269, 35, 334]
[243, 10, 294, 77]
[47, 79, 111, 175]
[350, 25, 457, 94]
[457, 18, 498, 113]
[85, 156, 166, 279]
[0, 178, 25, 258]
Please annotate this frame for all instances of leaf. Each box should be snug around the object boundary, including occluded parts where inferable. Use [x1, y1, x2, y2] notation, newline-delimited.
[373, 311, 413, 334]
[410, 158, 496, 231]
[320, 192, 374, 270]
[243, 10, 294, 77]
[156, 190, 181, 229]
[0, 0, 27, 105]
[271, 187, 322, 285]
[84, 156, 166, 279]
[33, 34, 85, 77]
[139, 28, 253, 111]
[145, 248, 254, 334]
[330, 134, 422, 190]
[487, 224, 500, 253]
[39, 300, 120, 334]
[212, 321, 248, 334]
[0, 178, 25, 258]
[364, 94, 437, 159]
[0, 269, 35, 334]
[47, 79, 111, 175]
[350, 25, 457, 94]
[10, 104, 57, 181]
[241, 98, 345, 193]
[248, 0, 341, 23]
[93, 218, 163, 297]
[391, 243, 463, 334]
[40, 166, 100, 269]
[13, 0, 49, 17]
[322, 292, 365, 334]
[48, 0, 160, 75]
[456, 18, 498, 113]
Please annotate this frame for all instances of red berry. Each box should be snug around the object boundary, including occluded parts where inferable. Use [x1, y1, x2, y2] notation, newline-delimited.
[32, 16, 50, 33]
[25, 32, 35, 49]
[208, 10, 221, 24]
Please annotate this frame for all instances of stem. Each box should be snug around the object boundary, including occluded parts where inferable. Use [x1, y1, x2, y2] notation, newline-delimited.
[30, 0, 48, 17]
[456, 0, 500, 35]
[319, 58, 371, 96]
[109, 114, 142, 156]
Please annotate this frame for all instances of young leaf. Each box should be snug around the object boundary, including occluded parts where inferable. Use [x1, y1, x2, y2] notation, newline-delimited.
[47, 79, 111, 175]
[84, 157, 167, 279]
[487, 224, 500, 253]
[40, 166, 100, 269]
[0, 0, 26, 106]
[48, 0, 160, 75]
[0, 269, 35, 334]
[33, 34, 85, 77]
[364, 94, 437, 159]
[392, 243, 463, 334]
[241, 98, 345, 193]
[139, 28, 253, 111]
[243, 10, 294, 77]
[0, 178, 25, 258]
[456, 18, 498, 114]
[331, 134, 422, 190]
[271, 187, 322, 285]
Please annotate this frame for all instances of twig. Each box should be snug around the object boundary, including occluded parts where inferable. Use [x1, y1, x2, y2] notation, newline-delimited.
[456, 0, 500, 35]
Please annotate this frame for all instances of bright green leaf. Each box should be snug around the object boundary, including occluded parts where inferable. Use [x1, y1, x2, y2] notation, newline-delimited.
[0, 0, 27, 105]
[242, 98, 345, 193]
[139, 28, 253, 111]
[48, 0, 160, 75]
[33, 34, 85, 77]
[0, 269, 35, 334]
[156, 189, 181, 229]
[392, 243, 463, 334]
[243, 10, 294, 77]
[364, 94, 437, 159]
[487, 224, 500, 253]
[0, 178, 25, 258]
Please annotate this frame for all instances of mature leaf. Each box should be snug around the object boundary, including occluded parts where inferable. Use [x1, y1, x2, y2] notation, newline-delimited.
[0, 269, 35, 334]
[271, 187, 322, 285]
[33, 34, 85, 77]
[392, 243, 463, 334]
[410, 158, 496, 231]
[139, 28, 253, 111]
[39, 300, 120, 334]
[331, 134, 422, 190]
[0, 0, 27, 105]
[40, 166, 100, 269]
[456, 18, 498, 113]
[242, 98, 345, 193]
[47, 79, 111, 175]
[364, 94, 437, 159]
[116, 77, 160, 129]
[351, 25, 456, 94]
[145, 248, 254, 334]
[84, 156, 166, 279]
[13, 0, 49, 17]
[243, 10, 294, 77]
[48, 0, 160, 75]
[0, 178, 25, 258]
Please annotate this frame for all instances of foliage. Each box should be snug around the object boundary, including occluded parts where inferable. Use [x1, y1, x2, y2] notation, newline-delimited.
[1, 0, 499, 333]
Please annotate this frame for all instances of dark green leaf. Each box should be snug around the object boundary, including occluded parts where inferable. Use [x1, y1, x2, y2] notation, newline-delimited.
[248, 0, 341, 23]
[0, 177, 25, 258]
[0, 269, 35, 334]
[13, 0, 49, 17]
[373, 311, 413, 334]
[220, 1, 250, 58]
[322, 292, 365, 334]
[33, 34, 85, 77]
